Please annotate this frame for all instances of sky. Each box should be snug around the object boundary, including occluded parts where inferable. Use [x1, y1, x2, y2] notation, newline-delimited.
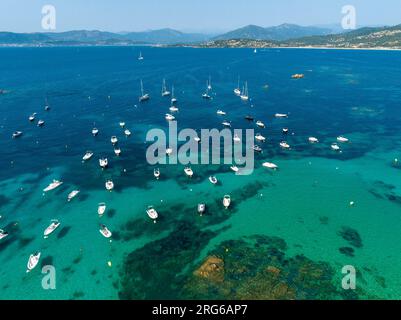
[0, 0, 400, 33]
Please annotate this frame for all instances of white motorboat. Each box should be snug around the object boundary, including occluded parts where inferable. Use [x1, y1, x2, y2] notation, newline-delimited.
[233, 134, 241, 143]
[255, 133, 266, 142]
[98, 202, 106, 216]
[223, 195, 231, 209]
[198, 203, 206, 215]
[99, 158, 108, 169]
[67, 190, 80, 202]
[92, 128, 99, 136]
[169, 106, 179, 112]
[105, 180, 114, 191]
[308, 137, 319, 143]
[43, 220, 60, 238]
[209, 176, 218, 185]
[263, 162, 278, 170]
[256, 120, 265, 128]
[26, 252, 41, 273]
[222, 121, 231, 128]
[184, 167, 193, 177]
[253, 145, 262, 153]
[111, 136, 118, 145]
[43, 180, 63, 192]
[161, 79, 171, 97]
[139, 80, 150, 102]
[275, 113, 288, 118]
[82, 151, 94, 161]
[154, 168, 160, 179]
[234, 76, 241, 96]
[230, 165, 239, 173]
[124, 129, 131, 137]
[99, 224, 112, 238]
[29, 113, 36, 122]
[0, 229, 9, 240]
[114, 148, 122, 156]
[337, 136, 349, 143]
[166, 147, 173, 156]
[146, 205, 158, 222]
[12, 131, 23, 138]
[119, 122, 125, 128]
[280, 141, 290, 149]
[217, 110, 226, 116]
[165, 113, 175, 121]
[37, 120, 45, 127]
[282, 128, 289, 134]
[194, 136, 201, 143]
[331, 143, 341, 151]
[240, 82, 249, 101]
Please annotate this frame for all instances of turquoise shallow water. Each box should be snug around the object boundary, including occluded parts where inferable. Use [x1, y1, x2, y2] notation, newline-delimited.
[0, 47, 401, 299]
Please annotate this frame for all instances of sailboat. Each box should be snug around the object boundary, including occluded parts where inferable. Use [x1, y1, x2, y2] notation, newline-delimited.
[139, 80, 150, 102]
[240, 81, 249, 101]
[161, 79, 171, 97]
[171, 85, 177, 104]
[207, 75, 212, 90]
[234, 76, 241, 96]
[202, 81, 211, 99]
[138, 51, 144, 60]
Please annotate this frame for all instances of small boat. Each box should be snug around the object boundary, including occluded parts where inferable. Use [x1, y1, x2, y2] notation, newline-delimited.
[92, 128, 99, 136]
[222, 121, 231, 128]
[169, 106, 179, 112]
[98, 202, 106, 216]
[105, 180, 114, 191]
[44, 99, 51, 111]
[111, 136, 118, 145]
[114, 148, 122, 156]
[184, 167, 193, 177]
[202, 92, 211, 99]
[230, 165, 239, 173]
[166, 147, 173, 156]
[282, 128, 289, 134]
[138, 52, 144, 61]
[198, 203, 206, 215]
[12, 131, 23, 138]
[82, 151, 94, 161]
[43, 180, 63, 192]
[27, 252, 41, 272]
[43, 220, 60, 238]
[67, 190, 80, 202]
[99, 158, 108, 169]
[154, 168, 160, 179]
[245, 115, 254, 121]
[139, 80, 150, 102]
[275, 113, 288, 118]
[29, 113, 36, 122]
[165, 113, 175, 121]
[233, 134, 241, 143]
[194, 136, 201, 143]
[280, 141, 290, 149]
[253, 145, 263, 153]
[124, 129, 131, 137]
[209, 176, 218, 185]
[37, 120, 45, 127]
[161, 79, 171, 97]
[255, 133, 266, 142]
[308, 137, 319, 143]
[331, 143, 341, 151]
[291, 73, 304, 79]
[256, 120, 265, 128]
[234, 76, 241, 96]
[254, 48, 257, 54]
[99, 224, 112, 238]
[0, 229, 9, 240]
[217, 110, 226, 116]
[146, 205, 158, 222]
[263, 162, 278, 170]
[337, 136, 349, 143]
[240, 82, 249, 101]
[119, 122, 125, 128]
[223, 195, 231, 209]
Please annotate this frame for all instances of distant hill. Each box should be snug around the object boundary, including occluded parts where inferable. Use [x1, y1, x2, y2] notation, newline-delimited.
[213, 23, 333, 41]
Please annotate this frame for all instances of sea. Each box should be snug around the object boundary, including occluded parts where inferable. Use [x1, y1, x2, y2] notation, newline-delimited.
[0, 46, 400, 299]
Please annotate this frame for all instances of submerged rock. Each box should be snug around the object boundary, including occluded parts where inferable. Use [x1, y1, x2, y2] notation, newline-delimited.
[338, 226, 363, 248]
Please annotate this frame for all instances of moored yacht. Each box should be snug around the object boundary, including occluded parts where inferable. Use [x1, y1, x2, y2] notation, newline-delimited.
[255, 133, 266, 142]
[29, 113, 36, 122]
[166, 147, 173, 156]
[282, 128, 289, 134]
[233, 134, 241, 143]
[245, 115, 254, 121]
[161, 79, 171, 97]
[223, 195, 231, 209]
[111, 136, 118, 145]
[139, 80, 150, 102]
[98, 202, 107, 216]
[0, 229, 9, 240]
[12, 131, 23, 138]
[146, 205, 158, 222]
[37, 120, 45, 127]
[263, 162, 278, 170]
[253, 145, 263, 153]
[26, 252, 41, 272]
[67, 190, 80, 202]
[92, 128, 99, 136]
[124, 129, 131, 137]
[256, 120, 265, 128]
[99, 158, 108, 169]
[280, 141, 290, 149]
[119, 122, 125, 128]
[308, 137, 319, 143]
[43, 180, 63, 192]
[114, 147, 122, 156]
[222, 121, 231, 128]
[165, 113, 175, 121]
[209, 176, 218, 185]
[217, 110, 226, 116]
[230, 165, 239, 173]
[44, 220, 60, 238]
[198, 203, 206, 215]
[99, 224, 112, 238]
[337, 136, 349, 143]
[82, 151, 94, 161]
[105, 180, 114, 191]
[169, 105, 179, 112]
[154, 168, 160, 180]
[275, 113, 288, 118]
[184, 167, 194, 177]
[331, 143, 341, 151]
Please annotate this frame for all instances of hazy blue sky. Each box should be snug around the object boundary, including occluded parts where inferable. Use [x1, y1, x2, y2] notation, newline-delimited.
[1, 0, 400, 33]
